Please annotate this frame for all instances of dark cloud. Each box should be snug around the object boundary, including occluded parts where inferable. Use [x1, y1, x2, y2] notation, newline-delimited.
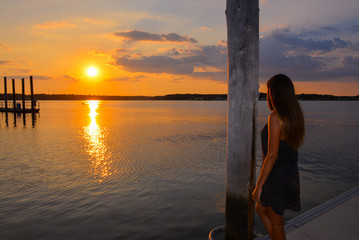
[298, 26, 343, 38]
[112, 43, 226, 80]
[259, 27, 359, 82]
[265, 27, 351, 54]
[351, 25, 359, 33]
[317, 56, 359, 79]
[113, 30, 198, 43]
[319, 26, 340, 32]
[342, 56, 359, 68]
[111, 27, 359, 83]
[0, 61, 12, 65]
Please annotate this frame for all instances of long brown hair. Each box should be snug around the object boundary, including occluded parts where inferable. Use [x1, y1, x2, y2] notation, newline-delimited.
[267, 74, 305, 149]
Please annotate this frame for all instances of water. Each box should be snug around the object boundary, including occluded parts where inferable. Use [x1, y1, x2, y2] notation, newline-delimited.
[0, 101, 358, 239]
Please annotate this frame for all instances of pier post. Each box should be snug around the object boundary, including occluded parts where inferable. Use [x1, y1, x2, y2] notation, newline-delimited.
[12, 79, 16, 110]
[4, 77, 8, 111]
[30, 76, 34, 111]
[225, 0, 259, 239]
[22, 78, 25, 112]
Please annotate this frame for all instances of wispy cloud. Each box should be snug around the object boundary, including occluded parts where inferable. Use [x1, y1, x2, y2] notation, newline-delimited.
[0, 61, 12, 65]
[113, 30, 198, 43]
[63, 75, 81, 82]
[195, 27, 214, 32]
[34, 20, 77, 29]
[106, 75, 146, 82]
[82, 17, 109, 25]
[0, 43, 11, 52]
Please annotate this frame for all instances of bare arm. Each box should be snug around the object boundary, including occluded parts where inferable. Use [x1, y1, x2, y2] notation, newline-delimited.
[252, 112, 281, 202]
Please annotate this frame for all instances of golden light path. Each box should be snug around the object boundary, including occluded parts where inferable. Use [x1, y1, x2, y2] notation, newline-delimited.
[83, 100, 112, 181]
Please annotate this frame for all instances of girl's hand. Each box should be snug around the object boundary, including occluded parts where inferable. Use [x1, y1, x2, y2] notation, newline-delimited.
[252, 186, 262, 203]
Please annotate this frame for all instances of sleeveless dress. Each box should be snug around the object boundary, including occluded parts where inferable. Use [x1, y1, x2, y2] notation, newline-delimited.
[260, 123, 301, 215]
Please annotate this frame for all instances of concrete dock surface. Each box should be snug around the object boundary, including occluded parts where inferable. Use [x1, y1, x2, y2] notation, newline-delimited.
[257, 185, 359, 240]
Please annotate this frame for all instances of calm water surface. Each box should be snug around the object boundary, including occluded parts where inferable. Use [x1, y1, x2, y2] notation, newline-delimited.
[0, 101, 358, 239]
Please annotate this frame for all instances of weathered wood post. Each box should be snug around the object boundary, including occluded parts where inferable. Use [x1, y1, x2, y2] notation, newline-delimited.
[30, 76, 35, 111]
[12, 79, 16, 110]
[22, 78, 25, 112]
[225, 0, 259, 240]
[4, 77, 8, 111]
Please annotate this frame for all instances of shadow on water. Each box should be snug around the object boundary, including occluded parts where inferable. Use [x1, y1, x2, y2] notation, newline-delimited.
[1, 112, 39, 128]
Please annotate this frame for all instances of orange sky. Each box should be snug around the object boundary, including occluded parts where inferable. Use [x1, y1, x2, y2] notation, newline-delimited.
[1, 1, 359, 96]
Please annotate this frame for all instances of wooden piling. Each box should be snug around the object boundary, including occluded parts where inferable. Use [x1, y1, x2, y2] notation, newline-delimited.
[22, 78, 25, 112]
[12, 79, 16, 110]
[4, 77, 8, 111]
[30, 76, 34, 111]
[225, 0, 259, 239]
[1, 76, 39, 113]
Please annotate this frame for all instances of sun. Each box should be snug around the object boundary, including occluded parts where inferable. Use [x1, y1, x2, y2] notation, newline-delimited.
[86, 66, 99, 77]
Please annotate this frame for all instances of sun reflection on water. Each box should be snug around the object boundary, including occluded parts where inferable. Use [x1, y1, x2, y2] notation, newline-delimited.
[83, 100, 113, 182]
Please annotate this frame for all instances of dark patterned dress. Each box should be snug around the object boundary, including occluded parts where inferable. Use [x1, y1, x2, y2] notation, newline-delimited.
[260, 123, 301, 215]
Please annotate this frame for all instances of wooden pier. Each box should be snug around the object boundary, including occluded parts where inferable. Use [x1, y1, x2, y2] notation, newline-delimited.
[0, 76, 40, 113]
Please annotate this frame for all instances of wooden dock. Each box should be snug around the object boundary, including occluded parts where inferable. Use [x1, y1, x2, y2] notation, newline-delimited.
[257, 185, 359, 240]
[0, 76, 39, 113]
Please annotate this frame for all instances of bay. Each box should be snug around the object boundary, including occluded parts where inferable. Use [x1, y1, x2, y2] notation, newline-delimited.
[0, 100, 358, 239]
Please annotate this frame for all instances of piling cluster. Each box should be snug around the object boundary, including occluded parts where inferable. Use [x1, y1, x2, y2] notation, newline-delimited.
[1, 76, 39, 113]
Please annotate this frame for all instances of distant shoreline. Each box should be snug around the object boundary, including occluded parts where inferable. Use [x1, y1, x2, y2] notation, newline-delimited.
[1, 93, 359, 101]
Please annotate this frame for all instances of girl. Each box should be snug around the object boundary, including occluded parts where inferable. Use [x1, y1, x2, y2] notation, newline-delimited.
[252, 74, 305, 240]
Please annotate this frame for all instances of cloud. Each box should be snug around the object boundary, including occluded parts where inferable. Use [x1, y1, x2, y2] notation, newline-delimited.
[0, 43, 11, 52]
[32, 75, 52, 80]
[259, 27, 359, 82]
[113, 30, 198, 43]
[194, 27, 214, 32]
[317, 56, 359, 79]
[34, 20, 77, 29]
[265, 27, 351, 54]
[106, 75, 146, 82]
[351, 25, 359, 33]
[110, 27, 358, 84]
[111, 42, 226, 80]
[0, 61, 12, 65]
[0, 75, 51, 81]
[63, 75, 81, 82]
[82, 17, 109, 25]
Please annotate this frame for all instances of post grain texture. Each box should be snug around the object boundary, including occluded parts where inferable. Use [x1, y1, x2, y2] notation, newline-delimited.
[225, 0, 259, 240]
[22, 78, 25, 112]
[12, 79, 16, 110]
[30, 76, 34, 111]
[4, 77, 8, 110]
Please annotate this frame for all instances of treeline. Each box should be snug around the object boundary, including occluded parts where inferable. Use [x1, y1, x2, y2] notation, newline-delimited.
[260, 93, 359, 101]
[296, 94, 359, 101]
[1, 93, 358, 101]
[0, 93, 227, 101]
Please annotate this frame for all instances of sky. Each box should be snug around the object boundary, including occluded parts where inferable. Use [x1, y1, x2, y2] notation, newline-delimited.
[1, 0, 359, 96]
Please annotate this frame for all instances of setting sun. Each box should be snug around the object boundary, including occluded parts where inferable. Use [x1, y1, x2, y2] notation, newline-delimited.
[86, 67, 99, 77]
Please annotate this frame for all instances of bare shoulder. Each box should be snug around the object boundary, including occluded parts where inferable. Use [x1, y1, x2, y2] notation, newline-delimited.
[268, 111, 284, 139]
[268, 112, 280, 125]
[268, 112, 281, 132]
